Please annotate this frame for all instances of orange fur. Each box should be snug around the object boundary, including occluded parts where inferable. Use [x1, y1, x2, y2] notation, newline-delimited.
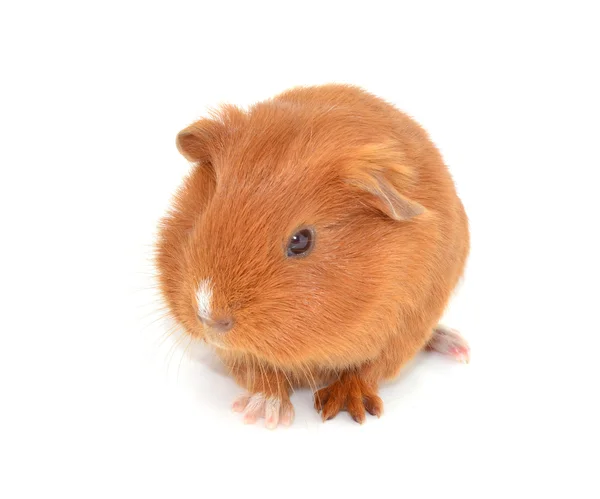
[156, 84, 469, 423]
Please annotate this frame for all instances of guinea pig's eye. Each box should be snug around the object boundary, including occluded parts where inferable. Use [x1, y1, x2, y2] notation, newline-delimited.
[286, 227, 315, 258]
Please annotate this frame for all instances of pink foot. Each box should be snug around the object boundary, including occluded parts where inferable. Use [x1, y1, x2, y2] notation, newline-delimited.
[232, 392, 295, 429]
[425, 325, 470, 363]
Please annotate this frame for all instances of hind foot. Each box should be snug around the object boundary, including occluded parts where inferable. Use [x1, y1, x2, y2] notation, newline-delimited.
[426, 325, 470, 363]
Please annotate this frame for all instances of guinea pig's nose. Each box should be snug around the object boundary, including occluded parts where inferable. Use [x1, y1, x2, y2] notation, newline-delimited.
[200, 314, 235, 333]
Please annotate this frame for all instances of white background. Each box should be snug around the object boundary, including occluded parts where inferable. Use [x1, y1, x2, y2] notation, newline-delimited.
[1, 1, 599, 498]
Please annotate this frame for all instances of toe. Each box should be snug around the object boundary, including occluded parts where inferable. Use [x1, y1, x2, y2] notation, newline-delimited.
[363, 393, 384, 417]
[242, 393, 266, 424]
[279, 402, 295, 426]
[264, 398, 281, 430]
[232, 393, 251, 413]
[347, 396, 366, 424]
[321, 399, 342, 421]
[450, 346, 470, 363]
[313, 387, 329, 411]
[321, 384, 347, 421]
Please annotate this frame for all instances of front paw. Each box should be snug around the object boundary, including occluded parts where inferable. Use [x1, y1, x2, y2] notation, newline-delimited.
[232, 392, 294, 429]
[314, 374, 383, 424]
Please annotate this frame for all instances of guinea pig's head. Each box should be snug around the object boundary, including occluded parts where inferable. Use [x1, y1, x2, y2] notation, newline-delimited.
[157, 101, 426, 369]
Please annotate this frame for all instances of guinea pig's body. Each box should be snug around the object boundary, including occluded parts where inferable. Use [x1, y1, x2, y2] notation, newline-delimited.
[156, 84, 469, 428]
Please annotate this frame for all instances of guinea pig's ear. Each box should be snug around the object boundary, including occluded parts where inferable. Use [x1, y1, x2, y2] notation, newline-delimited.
[176, 118, 223, 164]
[345, 144, 425, 221]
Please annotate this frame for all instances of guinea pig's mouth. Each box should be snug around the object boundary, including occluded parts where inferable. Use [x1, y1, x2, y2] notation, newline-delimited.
[204, 335, 227, 349]
[201, 328, 229, 350]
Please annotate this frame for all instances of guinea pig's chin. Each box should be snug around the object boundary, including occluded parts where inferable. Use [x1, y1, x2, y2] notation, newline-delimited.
[202, 331, 228, 350]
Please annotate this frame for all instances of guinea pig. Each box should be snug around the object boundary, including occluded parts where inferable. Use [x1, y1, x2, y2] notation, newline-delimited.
[156, 84, 470, 428]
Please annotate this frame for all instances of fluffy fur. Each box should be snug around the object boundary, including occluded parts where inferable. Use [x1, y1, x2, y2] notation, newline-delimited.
[156, 84, 469, 424]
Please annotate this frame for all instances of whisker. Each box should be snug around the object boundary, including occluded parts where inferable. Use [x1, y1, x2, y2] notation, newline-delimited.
[273, 366, 281, 400]
[250, 354, 257, 393]
[304, 361, 320, 400]
[165, 332, 186, 376]
[177, 336, 193, 382]
[157, 322, 181, 347]
[139, 311, 171, 333]
[279, 367, 296, 398]
[296, 360, 317, 401]
[258, 359, 273, 396]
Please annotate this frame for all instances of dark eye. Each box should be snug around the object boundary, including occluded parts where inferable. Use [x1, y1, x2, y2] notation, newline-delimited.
[286, 227, 315, 258]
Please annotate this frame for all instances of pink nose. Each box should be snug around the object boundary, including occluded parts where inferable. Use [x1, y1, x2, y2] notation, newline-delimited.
[199, 315, 234, 333]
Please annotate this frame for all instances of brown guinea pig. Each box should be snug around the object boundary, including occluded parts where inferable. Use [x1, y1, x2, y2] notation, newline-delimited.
[156, 84, 470, 428]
